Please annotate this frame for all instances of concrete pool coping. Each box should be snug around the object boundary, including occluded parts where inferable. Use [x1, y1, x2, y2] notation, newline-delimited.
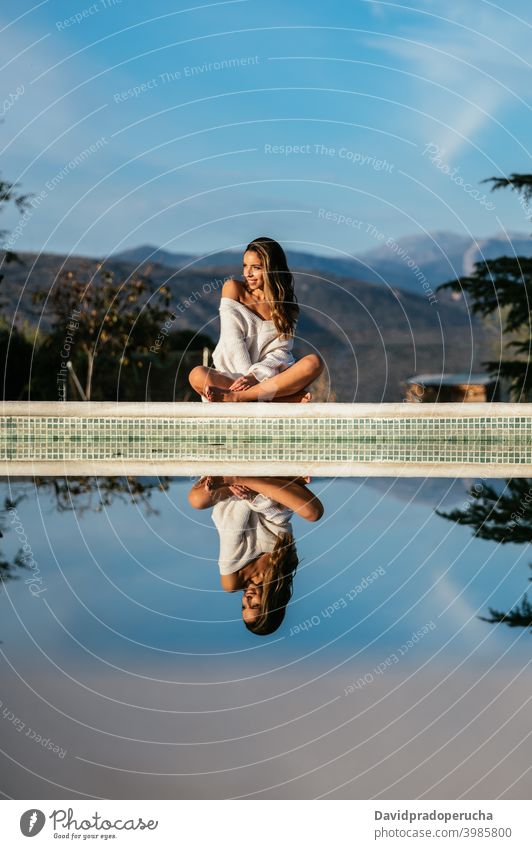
[1, 401, 531, 477]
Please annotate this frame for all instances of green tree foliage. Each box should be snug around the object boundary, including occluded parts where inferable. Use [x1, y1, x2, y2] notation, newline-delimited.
[484, 173, 532, 204]
[31, 266, 174, 400]
[142, 328, 214, 401]
[0, 317, 34, 399]
[0, 173, 32, 258]
[0, 169, 40, 399]
[437, 172, 532, 401]
[0, 170, 32, 315]
[29, 267, 214, 401]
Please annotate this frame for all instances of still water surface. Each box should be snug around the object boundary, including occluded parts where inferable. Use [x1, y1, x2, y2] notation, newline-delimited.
[0, 475, 529, 799]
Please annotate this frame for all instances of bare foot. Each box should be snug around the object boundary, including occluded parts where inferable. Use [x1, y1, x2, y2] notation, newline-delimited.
[229, 484, 254, 500]
[204, 476, 225, 491]
[278, 390, 312, 403]
[204, 385, 312, 403]
[204, 385, 236, 402]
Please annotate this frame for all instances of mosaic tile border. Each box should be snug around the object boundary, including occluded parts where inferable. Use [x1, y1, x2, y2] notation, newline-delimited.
[1, 402, 531, 476]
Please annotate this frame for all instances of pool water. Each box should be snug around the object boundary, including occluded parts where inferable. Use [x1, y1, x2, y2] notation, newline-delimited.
[0, 475, 530, 799]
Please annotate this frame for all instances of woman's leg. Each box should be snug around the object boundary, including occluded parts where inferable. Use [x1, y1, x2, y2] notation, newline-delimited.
[187, 476, 233, 508]
[188, 366, 234, 398]
[204, 354, 324, 402]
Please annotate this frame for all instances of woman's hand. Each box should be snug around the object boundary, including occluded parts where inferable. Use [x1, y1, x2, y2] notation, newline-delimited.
[229, 373, 260, 391]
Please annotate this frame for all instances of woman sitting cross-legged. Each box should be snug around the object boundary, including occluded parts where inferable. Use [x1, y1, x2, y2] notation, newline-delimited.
[188, 235, 324, 402]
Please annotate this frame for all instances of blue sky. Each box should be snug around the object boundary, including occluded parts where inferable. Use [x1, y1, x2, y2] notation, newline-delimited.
[1, 0, 531, 260]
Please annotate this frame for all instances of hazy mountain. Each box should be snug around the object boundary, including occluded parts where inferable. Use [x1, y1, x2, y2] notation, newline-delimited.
[111, 244, 369, 279]
[360, 231, 532, 290]
[112, 230, 532, 296]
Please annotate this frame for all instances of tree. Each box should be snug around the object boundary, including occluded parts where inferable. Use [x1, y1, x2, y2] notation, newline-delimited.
[437, 172, 532, 401]
[0, 173, 32, 261]
[485, 173, 532, 206]
[0, 166, 44, 401]
[143, 328, 214, 401]
[0, 316, 34, 399]
[32, 265, 172, 400]
[0, 171, 32, 301]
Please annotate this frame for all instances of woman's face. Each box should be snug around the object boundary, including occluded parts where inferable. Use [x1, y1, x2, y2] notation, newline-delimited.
[241, 581, 262, 625]
[243, 250, 264, 291]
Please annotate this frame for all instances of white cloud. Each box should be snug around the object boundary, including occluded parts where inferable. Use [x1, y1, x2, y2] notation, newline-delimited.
[364, 3, 531, 160]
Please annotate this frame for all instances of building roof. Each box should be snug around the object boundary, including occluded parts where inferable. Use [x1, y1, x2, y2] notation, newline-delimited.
[405, 373, 497, 386]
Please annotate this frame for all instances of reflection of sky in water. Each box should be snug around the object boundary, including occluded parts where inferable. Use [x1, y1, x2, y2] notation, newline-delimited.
[0, 477, 530, 799]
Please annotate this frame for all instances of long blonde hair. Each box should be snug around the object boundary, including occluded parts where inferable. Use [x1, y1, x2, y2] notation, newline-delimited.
[245, 236, 299, 338]
[245, 532, 298, 636]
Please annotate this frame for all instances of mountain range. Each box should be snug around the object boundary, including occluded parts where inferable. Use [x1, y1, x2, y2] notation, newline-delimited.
[112, 230, 531, 296]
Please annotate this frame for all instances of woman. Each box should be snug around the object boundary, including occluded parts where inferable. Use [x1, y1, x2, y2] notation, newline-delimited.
[188, 236, 324, 402]
[188, 476, 324, 635]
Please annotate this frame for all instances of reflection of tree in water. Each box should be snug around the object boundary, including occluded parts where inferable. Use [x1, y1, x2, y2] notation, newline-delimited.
[0, 496, 28, 587]
[436, 479, 532, 631]
[436, 479, 532, 544]
[478, 591, 532, 630]
[31, 475, 171, 515]
[0, 477, 171, 589]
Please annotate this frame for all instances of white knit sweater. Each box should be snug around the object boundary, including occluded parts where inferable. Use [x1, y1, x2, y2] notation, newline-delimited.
[211, 297, 295, 382]
[212, 494, 294, 575]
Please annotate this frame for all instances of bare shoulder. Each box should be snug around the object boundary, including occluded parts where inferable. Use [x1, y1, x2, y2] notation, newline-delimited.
[220, 572, 242, 592]
[221, 277, 245, 301]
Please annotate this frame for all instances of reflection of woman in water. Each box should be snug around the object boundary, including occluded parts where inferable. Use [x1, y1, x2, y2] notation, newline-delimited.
[188, 236, 324, 402]
[188, 476, 324, 635]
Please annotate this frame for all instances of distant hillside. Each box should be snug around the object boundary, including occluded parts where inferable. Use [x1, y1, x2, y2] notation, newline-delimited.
[360, 231, 532, 292]
[0, 249, 496, 401]
[112, 229, 532, 296]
